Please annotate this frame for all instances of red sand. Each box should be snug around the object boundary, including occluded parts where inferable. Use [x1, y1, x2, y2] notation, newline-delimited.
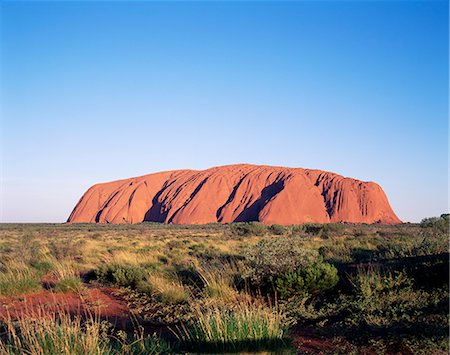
[0, 288, 131, 326]
[68, 164, 401, 225]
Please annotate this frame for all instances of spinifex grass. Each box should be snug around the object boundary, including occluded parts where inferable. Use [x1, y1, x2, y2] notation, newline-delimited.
[0, 308, 173, 354]
[0, 261, 41, 296]
[0, 310, 110, 355]
[178, 299, 291, 352]
[198, 264, 239, 302]
[145, 273, 189, 304]
[54, 276, 83, 293]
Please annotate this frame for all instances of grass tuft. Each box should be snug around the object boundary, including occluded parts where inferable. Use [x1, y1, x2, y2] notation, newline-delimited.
[54, 276, 83, 293]
[0, 310, 173, 354]
[0, 261, 41, 296]
[145, 273, 188, 304]
[178, 299, 290, 351]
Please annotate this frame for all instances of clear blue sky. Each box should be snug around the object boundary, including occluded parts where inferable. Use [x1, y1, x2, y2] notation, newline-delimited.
[0, 0, 448, 223]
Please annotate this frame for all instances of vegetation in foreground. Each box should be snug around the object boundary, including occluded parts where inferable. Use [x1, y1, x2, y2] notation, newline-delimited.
[0, 215, 448, 354]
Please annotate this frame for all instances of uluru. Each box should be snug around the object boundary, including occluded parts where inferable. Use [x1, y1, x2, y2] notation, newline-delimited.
[68, 164, 401, 225]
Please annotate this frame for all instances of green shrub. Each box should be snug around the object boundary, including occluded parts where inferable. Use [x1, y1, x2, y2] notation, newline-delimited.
[276, 272, 305, 298]
[276, 262, 339, 298]
[301, 223, 344, 238]
[243, 238, 318, 286]
[96, 263, 147, 288]
[54, 277, 83, 293]
[157, 255, 169, 265]
[230, 222, 267, 236]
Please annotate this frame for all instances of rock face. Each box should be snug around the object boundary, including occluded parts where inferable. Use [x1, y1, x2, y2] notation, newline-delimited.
[68, 164, 401, 225]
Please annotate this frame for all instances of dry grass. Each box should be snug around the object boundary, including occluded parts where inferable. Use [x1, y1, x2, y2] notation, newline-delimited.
[198, 263, 241, 302]
[102, 250, 161, 266]
[146, 273, 189, 304]
[0, 222, 446, 354]
[0, 261, 41, 296]
[50, 259, 80, 280]
[0, 310, 109, 354]
[0, 308, 173, 354]
[178, 298, 289, 350]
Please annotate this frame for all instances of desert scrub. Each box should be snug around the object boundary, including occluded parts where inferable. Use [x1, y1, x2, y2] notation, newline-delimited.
[349, 268, 431, 326]
[230, 222, 268, 236]
[340, 267, 449, 352]
[375, 233, 448, 259]
[106, 249, 163, 268]
[420, 213, 449, 235]
[179, 300, 291, 352]
[119, 287, 193, 325]
[0, 223, 447, 353]
[276, 261, 338, 298]
[0, 262, 41, 296]
[47, 238, 85, 260]
[268, 224, 287, 235]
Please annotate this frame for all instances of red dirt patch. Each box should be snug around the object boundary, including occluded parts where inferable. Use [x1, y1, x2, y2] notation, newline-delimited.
[291, 327, 410, 355]
[0, 286, 132, 328]
[292, 329, 342, 354]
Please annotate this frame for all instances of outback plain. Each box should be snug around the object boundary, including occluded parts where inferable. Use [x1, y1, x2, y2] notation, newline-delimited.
[2, 0, 448, 354]
[0, 218, 448, 354]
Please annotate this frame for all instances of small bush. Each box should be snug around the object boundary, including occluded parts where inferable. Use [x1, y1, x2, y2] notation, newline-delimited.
[276, 261, 339, 298]
[51, 259, 80, 281]
[243, 238, 318, 286]
[175, 265, 206, 289]
[412, 235, 448, 256]
[119, 332, 173, 354]
[96, 263, 147, 288]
